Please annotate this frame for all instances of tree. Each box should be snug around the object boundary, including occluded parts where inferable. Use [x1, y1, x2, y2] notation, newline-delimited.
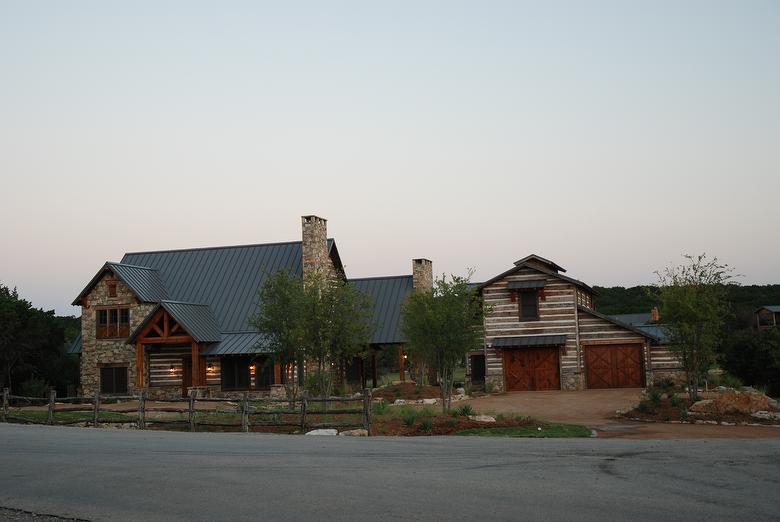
[401, 272, 485, 413]
[719, 328, 780, 396]
[653, 254, 735, 402]
[251, 270, 373, 399]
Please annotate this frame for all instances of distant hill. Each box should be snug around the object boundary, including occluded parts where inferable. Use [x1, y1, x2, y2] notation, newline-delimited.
[593, 284, 780, 330]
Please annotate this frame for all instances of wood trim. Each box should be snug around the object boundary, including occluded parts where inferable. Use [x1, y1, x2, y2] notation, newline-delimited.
[580, 340, 645, 346]
[135, 342, 144, 388]
[139, 335, 193, 344]
[93, 304, 131, 310]
[191, 342, 200, 387]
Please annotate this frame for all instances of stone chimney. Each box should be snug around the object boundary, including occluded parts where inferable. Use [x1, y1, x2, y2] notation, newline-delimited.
[412, 258, 433, 292]
[651, 306, 660, 322]
[301, 215, 330, 280]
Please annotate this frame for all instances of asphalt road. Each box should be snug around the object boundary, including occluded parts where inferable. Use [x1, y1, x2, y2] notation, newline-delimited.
[1, 424, 778, 521]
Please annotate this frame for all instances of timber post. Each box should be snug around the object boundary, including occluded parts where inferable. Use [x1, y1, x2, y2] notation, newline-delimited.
[137, 390, 146, 430]
[241, 392, 249, 433]
[47, 388, 56, 425]
[300, 391, 308, 433]
[363, 388, 372, 436]
[188, 389, 196, 432]
[2, 388, 8, 422]
[93, 391, 100, 427]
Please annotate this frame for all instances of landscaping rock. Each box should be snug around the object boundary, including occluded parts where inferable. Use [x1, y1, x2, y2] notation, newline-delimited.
[690, 399, 714, 413]
[422, 398, 437, 405]
[305, 429, 338, 436]
[468, 415, 496, 423]
[713, 390, 776, 415]
[338, 429, 368, 436]
[456, 388, 466, 395]
[393, 399, 406, 406]
[751, 411, 780, 421]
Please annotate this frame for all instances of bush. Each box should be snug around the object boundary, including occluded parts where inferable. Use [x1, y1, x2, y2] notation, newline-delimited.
[393, 388, 401, 397]
[454, 404, 475, 417]
[709, 372, 743, 390]
[18, 378, 48, 398]
[485, 381, 495, 394]
[304, 369, 331, 397]
[669, 394, 683, 407]
[447, 418, 458, 428]
[719, 328, 780, 396]
[372, 400, 388, 416]
[648, 389, 662, 405]
[402, 411, 417, 427]
[653, 377, 675, 390]
[637, 400, 652, 413]
[419, 419, 433, 433]
[680, 408, 688, 420]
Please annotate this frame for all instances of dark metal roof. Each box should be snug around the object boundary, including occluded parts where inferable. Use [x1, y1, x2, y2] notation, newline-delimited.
[67, 333, 82, 354]
[507, 280, 546, 290]
[513, 254, 566, 273]
[350, 275, 414, 345]
[71, 262, 168, 305]
[202, 332, 272, 355]
[578, 305, 659, 342]
[492, 335, 567, 347]
[161, 301, 221, 342]
[757, 305, 780, 313]
[477, 261, 594, 294]
[634, 324, 672, 344]
[121, 240, 335, 333]
[608, 313, 652, 326]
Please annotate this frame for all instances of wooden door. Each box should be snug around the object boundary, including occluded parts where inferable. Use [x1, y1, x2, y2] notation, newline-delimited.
[182, 357, 192, 398]
[503, 348, 560, 391]
[585, 344, 643, 389]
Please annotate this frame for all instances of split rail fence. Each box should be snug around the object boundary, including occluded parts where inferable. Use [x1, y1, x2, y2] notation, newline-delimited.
[1, 387, 372, 435]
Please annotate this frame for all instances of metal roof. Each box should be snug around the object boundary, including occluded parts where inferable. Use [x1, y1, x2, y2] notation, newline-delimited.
[757, 305, 780, 313]
[491, 335, 567, 347]
[634, 324, 672, 344]
[507, 280, 546, 289]
[161, 301, 221, 342]
[608, 313, 652, 326]
[202, 332, 272, 355]
[72, 262, 168, 305]
[67, 333, 82, 354]
[477, 259, 595, 294]
[578, 306, 659, 342]
[121, 240, 336, 333]
[513, 254, 566, 273]
[350, 275, 414, 345]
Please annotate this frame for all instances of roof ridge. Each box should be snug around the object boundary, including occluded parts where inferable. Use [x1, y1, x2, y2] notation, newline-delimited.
[349, 274, 413, 281]
[123, 239, 309, 257]
[107, 261, 158, 271]
[161, 300, 211, 307]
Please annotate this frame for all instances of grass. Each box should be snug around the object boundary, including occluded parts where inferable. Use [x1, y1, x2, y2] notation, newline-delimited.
[454, 424, 592, 438]
[8, 410, 134, 423]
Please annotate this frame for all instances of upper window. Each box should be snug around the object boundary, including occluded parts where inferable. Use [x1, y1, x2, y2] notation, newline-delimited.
[518, 290, 539, 321]
[107, 282, 117, 297]
[96, 308, 130, 339]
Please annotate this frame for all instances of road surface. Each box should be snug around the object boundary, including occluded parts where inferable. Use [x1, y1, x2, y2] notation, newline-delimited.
[1, 424, 778, 521]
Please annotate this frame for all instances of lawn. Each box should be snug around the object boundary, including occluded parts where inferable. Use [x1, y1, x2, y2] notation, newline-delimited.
[7, 410, 135, 423]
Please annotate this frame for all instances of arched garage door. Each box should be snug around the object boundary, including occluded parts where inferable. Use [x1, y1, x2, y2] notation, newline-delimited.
[585, 343, 643, 389]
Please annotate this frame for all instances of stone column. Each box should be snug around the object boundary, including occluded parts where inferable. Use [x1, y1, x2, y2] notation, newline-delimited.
[301, 215, 331, 281]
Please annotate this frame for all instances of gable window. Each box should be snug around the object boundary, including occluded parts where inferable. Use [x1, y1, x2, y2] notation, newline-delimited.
[96, 308, 130, 339]
[107, 282, 117, 297]
[100, 366, 128, 394]
[221, 357, 250, 390]
[518, 290, 539, 321]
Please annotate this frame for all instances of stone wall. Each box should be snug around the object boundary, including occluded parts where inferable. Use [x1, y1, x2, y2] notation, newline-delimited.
[79, 271, 156, 396]
[301, 215, 335, 282]
[412, 258, 433, 292]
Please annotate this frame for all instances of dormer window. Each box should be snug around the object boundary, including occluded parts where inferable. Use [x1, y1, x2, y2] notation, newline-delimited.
[97, 307, 130, 339]
[108, 282, 117, 297]
[518, 290, 539, 321]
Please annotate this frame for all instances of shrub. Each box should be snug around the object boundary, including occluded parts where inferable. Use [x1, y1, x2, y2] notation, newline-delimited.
[680, 408, 688, 420]
[648, 389, 662, 405]
[719, 328, 780, 396]
[18, 378, 48, 398]
[402, 411, 417, 426]
[710, 372, 743, 390]
[419, 419, 433, 433]
[464, 383, 473, 396]
[653, 377, 675, 390]
[485, 381, 495, 394]
[455, 404, 475, 417]
[447, 418, 458, 428]
[372, 400, 388, 416]
[637, 400, 652, 413]
[393, 388, 401, 397]
[304, 369, 331, 397]
[669, 394, 683, 407]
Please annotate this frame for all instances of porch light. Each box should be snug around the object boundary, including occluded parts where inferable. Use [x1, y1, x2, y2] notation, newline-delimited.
[249, 363, 256, 373]
[403, 354, 408, 360]
[169, 364, 175, 373]
[206, 362, 214, 372]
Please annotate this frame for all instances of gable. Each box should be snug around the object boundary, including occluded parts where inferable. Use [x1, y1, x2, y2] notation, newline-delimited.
[72, 262, 166, 306]
[478, 260, 594, 295]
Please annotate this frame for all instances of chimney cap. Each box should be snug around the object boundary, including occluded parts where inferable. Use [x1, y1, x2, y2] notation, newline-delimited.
[302, 215, 327, 223]
[413, 258, 432, 264]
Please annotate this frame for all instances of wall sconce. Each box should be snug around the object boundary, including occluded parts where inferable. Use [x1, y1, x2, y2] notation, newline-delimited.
[169, 364, 175, 374]
[249, 363, 256, 374]
[403, 354, 408, 360]
[206, 362, 214, 373]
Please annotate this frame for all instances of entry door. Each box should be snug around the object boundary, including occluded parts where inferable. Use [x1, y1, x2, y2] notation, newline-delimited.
[503, 348, 560, 391]
[585, 344, 643, 388]
[182, 357, 192, 397]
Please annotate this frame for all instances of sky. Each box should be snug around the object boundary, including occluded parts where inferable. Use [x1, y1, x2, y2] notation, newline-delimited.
[1, 1, 778, 316]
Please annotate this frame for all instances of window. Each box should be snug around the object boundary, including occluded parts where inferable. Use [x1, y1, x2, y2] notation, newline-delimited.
[254, 357, 273, 389]
[758, 311, 775, 327]
[107, 282, 117, 297]
[221, 357, 250, 390]
[96, 308, 130, 338]
[100, 366, 128, 394]
[519, 290, 539, 321]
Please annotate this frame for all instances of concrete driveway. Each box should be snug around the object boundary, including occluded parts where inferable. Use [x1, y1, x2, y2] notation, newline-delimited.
[468, 389, 642, 425]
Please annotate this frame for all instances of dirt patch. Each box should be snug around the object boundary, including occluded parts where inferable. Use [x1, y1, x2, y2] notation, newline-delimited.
[372, 382, 442, 402]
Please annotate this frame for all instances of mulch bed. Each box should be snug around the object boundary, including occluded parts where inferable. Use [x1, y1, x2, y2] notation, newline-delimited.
[372, 382, 442, 402]
[373, 415, 535, 436]
[623, 397, 780, 426]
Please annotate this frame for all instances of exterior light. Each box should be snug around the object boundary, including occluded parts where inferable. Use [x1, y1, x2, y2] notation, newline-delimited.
[249, 364, 256, 373]
[403, 354, 408, 360]
[169, 364, 175, 373]
[206, 362, 214, 372]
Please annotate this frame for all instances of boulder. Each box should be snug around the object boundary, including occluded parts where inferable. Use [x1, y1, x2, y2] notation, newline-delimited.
[455, 387, 466, 395]
[393, 399, 406, 405]
[422, 398, 437, 405]
[751, 411, 780, 421]
[338, 429, 368, 437]
[712, 390, 774, 415]
[690, 399, 714, 413]
[468, 415, 496, 423]
[305, 429, 338, 436]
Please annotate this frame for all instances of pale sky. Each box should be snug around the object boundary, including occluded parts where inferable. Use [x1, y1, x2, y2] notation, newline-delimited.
[1, 1, 778, 316]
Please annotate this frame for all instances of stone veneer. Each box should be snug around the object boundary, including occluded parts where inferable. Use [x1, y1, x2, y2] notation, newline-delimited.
[301, 215, 336, 282]
[412, 258, 433, 291]
[79, 272, 156, 396]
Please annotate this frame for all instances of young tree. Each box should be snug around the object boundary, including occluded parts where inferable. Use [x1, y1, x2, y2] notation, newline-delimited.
[654, 254, 735, 402]
[401, 272, 485, 412]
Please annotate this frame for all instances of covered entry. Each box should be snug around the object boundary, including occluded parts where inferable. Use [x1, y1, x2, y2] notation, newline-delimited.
[494, 335, 565, 391]
[585, 343, 644, 389]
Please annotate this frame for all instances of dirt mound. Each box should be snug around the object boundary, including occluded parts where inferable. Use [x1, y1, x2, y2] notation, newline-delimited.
[691, 390, 777, 415]
[372, 382, 441, 401]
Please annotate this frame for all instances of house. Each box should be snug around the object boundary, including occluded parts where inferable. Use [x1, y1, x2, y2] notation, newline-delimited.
[756, 306, 780, 330]
[471, 255, 680, 391]
[69, 215, 432, 399]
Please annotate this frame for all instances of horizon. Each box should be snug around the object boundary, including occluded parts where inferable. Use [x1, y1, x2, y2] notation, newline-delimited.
[1, 1, 778, 315]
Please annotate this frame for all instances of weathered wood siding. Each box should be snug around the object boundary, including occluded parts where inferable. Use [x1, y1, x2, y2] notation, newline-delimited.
[148, 351, 221, 387]
[482, 267, 582, 391]
[649, 345, 681, 372]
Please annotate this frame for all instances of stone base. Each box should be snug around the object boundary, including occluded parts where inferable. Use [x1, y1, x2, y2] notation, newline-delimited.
[485, 375, 504, 393]
[269, 384, 286, 400]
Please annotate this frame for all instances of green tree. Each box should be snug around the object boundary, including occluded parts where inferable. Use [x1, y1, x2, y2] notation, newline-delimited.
[401, 272, 485, 412]
[654, 254, 735, 402]
[251, 270, 372, 399]
[719, 328, 780, 396]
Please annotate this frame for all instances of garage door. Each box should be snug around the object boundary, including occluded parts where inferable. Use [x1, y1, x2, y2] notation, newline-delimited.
[503, 348, 560, 391]
[585, 344, 643, 389]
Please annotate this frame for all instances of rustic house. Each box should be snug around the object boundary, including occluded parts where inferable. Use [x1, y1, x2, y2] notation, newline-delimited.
[756, 306, 780, 330]
[470, 255, 680, 391]
[69, 215, 431, 399]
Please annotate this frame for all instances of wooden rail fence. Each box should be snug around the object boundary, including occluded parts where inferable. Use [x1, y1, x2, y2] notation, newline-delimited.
[1, 387, 372, 435]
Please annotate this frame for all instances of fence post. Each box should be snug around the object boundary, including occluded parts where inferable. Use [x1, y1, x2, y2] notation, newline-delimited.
[138, 390, 146, 430]
[363, 388, 372, 436]
[241, 392, 249, 433]
[47, 388, 56, 425]
[189, 389, 196, 432]
[2, 388, 8, 423]
[93, 391, 100, 427]
[300, 391, 308, 433]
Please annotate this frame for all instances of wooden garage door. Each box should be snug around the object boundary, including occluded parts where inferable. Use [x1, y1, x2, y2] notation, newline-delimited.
[503, 348, 560, 391]
[585, 344, 643, 389]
